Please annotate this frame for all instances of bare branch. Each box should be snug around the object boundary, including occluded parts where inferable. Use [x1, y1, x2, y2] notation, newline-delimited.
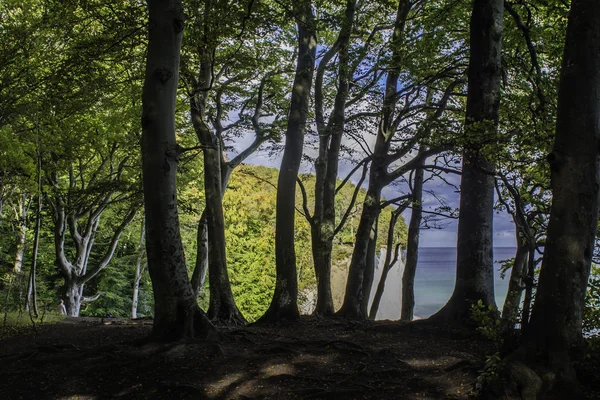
[335, 157, 370, 194]
[334, 160, 369, 236]
[82, 292, 105, 303]
[296, 178, 313, 225]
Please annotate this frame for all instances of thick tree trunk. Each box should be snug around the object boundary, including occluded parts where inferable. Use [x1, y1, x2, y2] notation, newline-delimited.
[64, 279, 82, 317]
[337, 188, 381, 318]
[501, 234, 528, 329]
[259, 1, 316, 322]
[499, 2, 600, 395]
[141, 0, 214, 341]
[311, 227, 334, 315]
[430, 0, 503, 323]
[131, 219, 146, 319]
[203, 148, 245, 325]
[401, 162, 424, 321]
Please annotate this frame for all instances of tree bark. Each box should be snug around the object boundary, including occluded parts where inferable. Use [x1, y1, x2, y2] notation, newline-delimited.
[401, 159, 425, 321]
[520, 246, 536, 333]
[500, 232, 528, 329]
[499, 1, 600, 395]
[141, 0, 215, 341]
[361, 217, 378, 316]
[12, 194, 28, 275]
[191, 211, 208, 298]
[338, 187, 382, 318]
[259, 0, 316, 322]
[311, 0, 357, 317]
[203, 147, 245, 324]
[131, 218, 146, 319]
[430, 0, 503, 323]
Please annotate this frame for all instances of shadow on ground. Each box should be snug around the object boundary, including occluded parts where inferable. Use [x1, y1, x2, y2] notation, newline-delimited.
[0, 317, 515, 399]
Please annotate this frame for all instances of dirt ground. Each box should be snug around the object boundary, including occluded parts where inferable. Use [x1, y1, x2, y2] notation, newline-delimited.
[0, 317, 597, 399]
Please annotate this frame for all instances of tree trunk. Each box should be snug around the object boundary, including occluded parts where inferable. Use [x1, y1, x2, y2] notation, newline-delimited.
[12, 195, 28, 275]
[520, 246, 536, 333]
[188, 1, 245, 325]
[501, 2, 600, 395]
[501, 234, 528, 329]
[337, 188, 381, 318]
[25, 193, 41, 317]
[361, 217, 378, 316]
[141, 0, 214, 341]
[311, 0, 357, 317]
[401, 161, 425, 321]
[259, 1, 316, 322]
[203, 148, 245, 325]
[310, 226, 334, 315]
[64, 279, 83, 317]
[131, 218, 146, 319]
[370, 207, 403, 320]
[337, 0, 412, 319]
[191, 211, 208, 298]
[430, 0, 503, 323]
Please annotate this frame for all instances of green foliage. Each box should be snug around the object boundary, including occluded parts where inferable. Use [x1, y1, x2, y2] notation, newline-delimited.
[470, 300, 502, 343]
[472, 352, 502, 396]
[470, 301, 504, 397]
[180, 164, 408, 321]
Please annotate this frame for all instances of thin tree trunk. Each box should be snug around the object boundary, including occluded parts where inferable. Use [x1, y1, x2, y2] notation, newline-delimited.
[13, 195, 28, 275]
[191, 211, 208, 298]
[141, 0, 215, 340]
[520, 246, 536, 333]
[370, 207, 403, 320]
[311, 0, 357, 317]
[337, 0, 412, 319]
[401, 160, 425, 321]
[188, 1, 245, 325]
[501, 234, 528, 328]
[131, 218, 146, 319]
[430, 0, 503, 323]
[361, 217, 378, 316]
[25, 192, 41, 317]
[259, 0, 317, 322]
[501, 1, 600, 395]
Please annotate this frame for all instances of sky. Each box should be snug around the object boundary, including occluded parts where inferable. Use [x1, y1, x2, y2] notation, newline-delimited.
[231, 131, 518, 249]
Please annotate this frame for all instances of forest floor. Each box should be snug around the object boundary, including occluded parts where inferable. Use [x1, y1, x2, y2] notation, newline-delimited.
[0, 316, 598, 400]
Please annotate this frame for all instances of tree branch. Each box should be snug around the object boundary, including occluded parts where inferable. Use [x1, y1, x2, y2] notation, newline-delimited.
[296, 178, 313, 225]
[334, 160, 369, 236]
[82, 206, 139, 284]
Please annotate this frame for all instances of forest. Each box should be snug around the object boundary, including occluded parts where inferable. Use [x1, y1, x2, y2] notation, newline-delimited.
[0, 0, 599, 399]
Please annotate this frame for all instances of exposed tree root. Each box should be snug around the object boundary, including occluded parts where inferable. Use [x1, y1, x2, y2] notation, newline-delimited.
[483, 348, 583, 400]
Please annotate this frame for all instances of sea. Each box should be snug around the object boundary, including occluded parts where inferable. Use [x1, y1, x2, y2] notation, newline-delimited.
[413, 247, 516, 318]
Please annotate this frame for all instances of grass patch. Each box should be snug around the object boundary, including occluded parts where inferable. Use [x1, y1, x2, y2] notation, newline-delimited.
[0, 311, 65, 340]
